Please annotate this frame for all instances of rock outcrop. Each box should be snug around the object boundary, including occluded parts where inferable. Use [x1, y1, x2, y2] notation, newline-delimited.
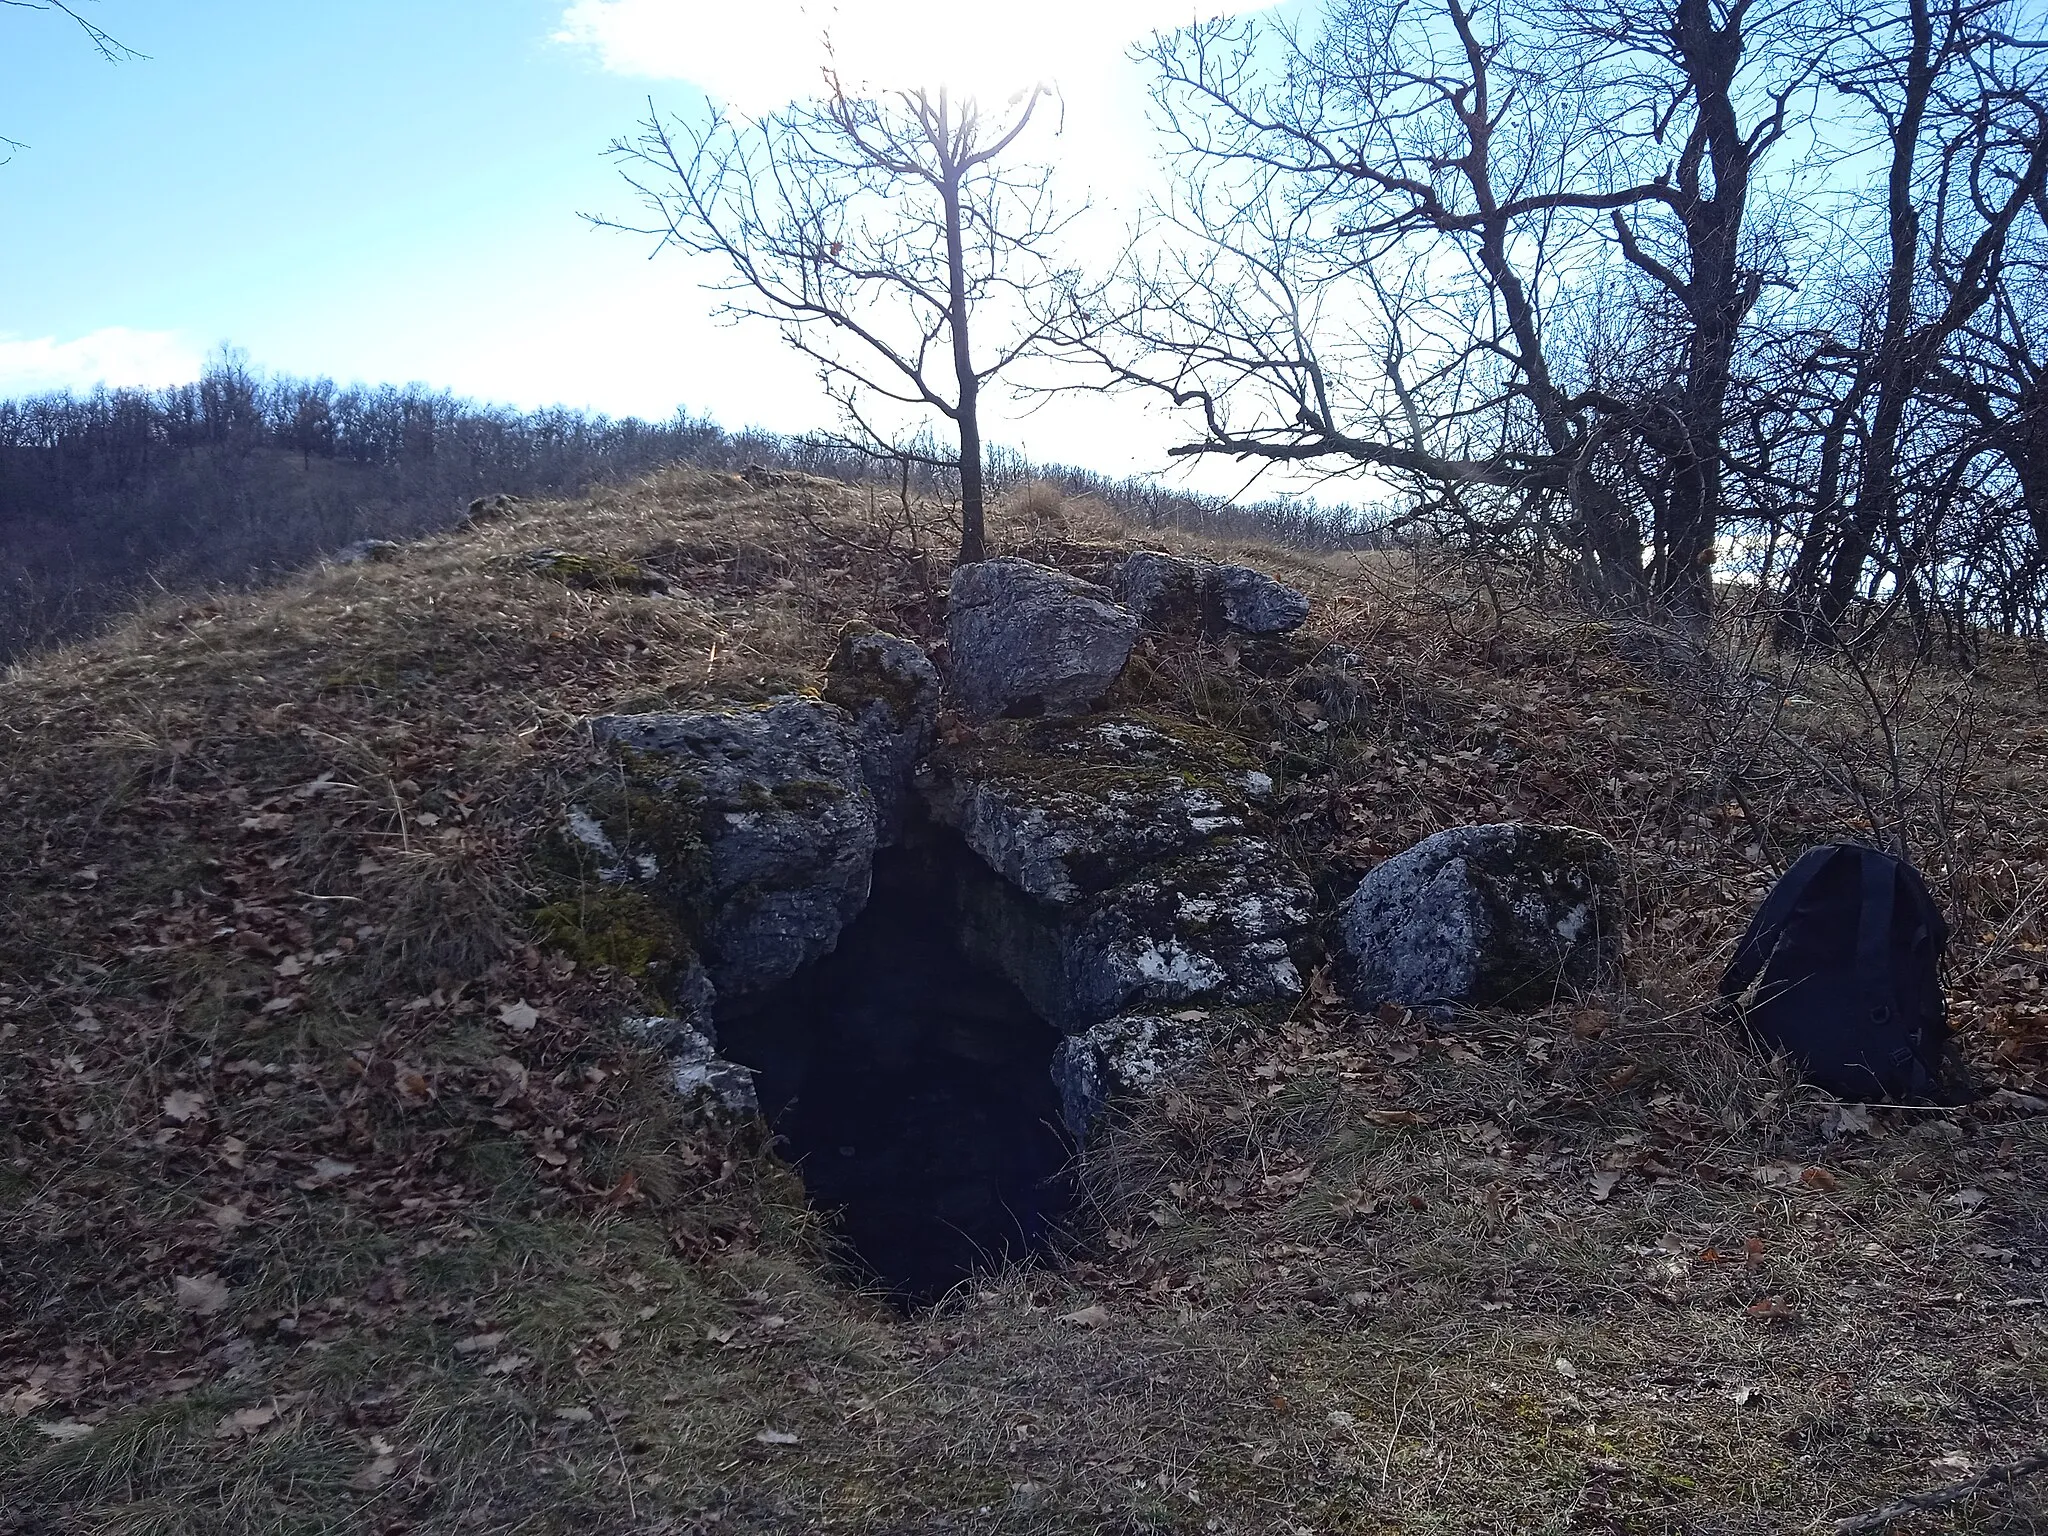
[587, 700, 877, 998]
[1338, 823, 1623, 1010]
[926, 714, 1310, 1031]
[625, 1011, 758, 1115]
[946, 557, 1138, 723]
[1113, 550, 1310, 638]
[1053, 1010, 1239, 1144]
[822, 624, 941, 847]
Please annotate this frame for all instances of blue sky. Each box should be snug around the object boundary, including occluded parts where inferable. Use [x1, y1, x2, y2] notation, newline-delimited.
[0, 0, 1266, 474]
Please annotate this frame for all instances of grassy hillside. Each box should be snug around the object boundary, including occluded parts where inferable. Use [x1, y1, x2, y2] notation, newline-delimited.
[2, 469, 2044, 1535]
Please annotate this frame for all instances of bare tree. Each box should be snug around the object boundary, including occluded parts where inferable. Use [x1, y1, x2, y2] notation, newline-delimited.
[1057, 0, 1821, 620]
[596, 77, 1077, 565]
[2, 0, 143, 156]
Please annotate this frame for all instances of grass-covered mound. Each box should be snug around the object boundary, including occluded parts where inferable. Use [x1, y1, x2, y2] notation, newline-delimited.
[3, 470, 2044, 1534]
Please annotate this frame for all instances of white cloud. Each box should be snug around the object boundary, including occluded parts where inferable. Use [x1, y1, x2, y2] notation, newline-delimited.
[554, 0, 1263, 111]
[0, 328, 202, 396]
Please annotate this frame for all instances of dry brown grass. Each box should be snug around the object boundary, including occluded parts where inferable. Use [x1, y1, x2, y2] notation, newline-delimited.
[2, 467, 2044, 1534]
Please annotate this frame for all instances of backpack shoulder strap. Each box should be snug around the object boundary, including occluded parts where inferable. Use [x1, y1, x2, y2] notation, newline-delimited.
[1855, 850, 1898, 1016]
[1855, 850, 1939, 1096]
[1723, 845, 1844, 999]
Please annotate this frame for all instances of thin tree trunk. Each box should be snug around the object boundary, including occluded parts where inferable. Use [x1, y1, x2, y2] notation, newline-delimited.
[942, 175, 986, 566]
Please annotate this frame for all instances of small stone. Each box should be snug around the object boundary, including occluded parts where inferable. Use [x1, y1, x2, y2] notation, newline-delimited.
[333, 539, 401, 565]
[945, 558, 1138, 723]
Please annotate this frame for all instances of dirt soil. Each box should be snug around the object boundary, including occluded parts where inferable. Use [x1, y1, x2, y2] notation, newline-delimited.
[3, 469, 2045, 1535]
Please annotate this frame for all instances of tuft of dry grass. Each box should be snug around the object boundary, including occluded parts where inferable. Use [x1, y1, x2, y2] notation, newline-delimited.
[2, 465, 2044, 1534]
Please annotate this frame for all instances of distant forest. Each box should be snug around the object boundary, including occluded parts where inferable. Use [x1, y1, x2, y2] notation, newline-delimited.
[0, 354, 1369, 662]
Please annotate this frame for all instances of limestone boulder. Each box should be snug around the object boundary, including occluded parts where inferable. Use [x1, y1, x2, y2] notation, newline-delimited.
[1338, 823, 1623, 1010]
[1053, 1010, 1240, 1144]
[1213, 563, 1310, 635]
[587, 700, 877, 998]
[1113, 550, 1310, 638]
[920, 715, 1266, 905]
[822, 624, 941, 846]
[945, 557, 1138, 723]
[930, 714, 1310, 1031]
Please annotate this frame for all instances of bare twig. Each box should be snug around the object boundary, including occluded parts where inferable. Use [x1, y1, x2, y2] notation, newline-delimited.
[1823, 1450, 2048, 1534]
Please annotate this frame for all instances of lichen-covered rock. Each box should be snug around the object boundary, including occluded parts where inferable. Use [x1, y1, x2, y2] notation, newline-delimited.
[588, 700, 876, 997]
[523, 548, 669, 595]
[1113, 550, 1310, 638]
[1053, 1010, 1238, 1143]
[1338, 823, 1623, 1010]
[920, 715, 1263, 905]
[1213, 563, 1310, 635]
[959, 834, 1312, 1031]
[822, 624, 940, 846]
[1112, 551, 1212, 634]
[625, 1013, 758, 1115]
[945, 557, 1138, 723]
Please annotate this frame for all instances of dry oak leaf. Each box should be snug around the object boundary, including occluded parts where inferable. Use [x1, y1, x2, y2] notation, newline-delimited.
[37, 1419, 94, 1442]
[174, 1273, 232, 1316]
[215, 1402, 280, 1438]
[161, 1088, 207, 1123]
[498, 1000, 539, 1034]
[1060, 1304, 1111, 1328]
[348, 1437, 399, 1490]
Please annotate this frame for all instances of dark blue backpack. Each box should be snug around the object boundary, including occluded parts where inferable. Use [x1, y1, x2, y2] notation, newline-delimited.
[1719, 843, 1951, 1101]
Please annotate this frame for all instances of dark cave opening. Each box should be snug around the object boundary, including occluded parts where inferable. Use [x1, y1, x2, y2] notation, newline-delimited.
[714, 836, 1075, 1303]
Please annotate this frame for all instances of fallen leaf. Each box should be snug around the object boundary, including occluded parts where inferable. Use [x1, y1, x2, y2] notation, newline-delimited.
[300, 1156, 357, 1187]
[1060, 1304, 1111, 1327]
[1589, 1169, 1623, 1202]
[454, 1332, 505, 1355]
[1554, 1356, 1578, 1379]
[482, 1353, 529, 1376]
[554, 1405, 594, 1423]
[174, 1273, 231, 1316]
[498, 1000, 539, 1034]
[1, 1385, 50, 1417]
[161, 1088, 207, 1123]
[1745, 1297, 1798, 1322]
[217, 1136, 248, 1169]
[37, 1420, 94, 1442]
[1570, 1008, 1611, 1038]
[1799, 1166, 1841, 1192]
[1946, 1188, 1990, 1212]
[215, 1403, 280, 1438]
[1363, 1109, 1427, 1127]
[348, 1452, 399, 1490]
[274, 955, 305, 978]
[207, 1203, 247, 1231]
[753, 1428, 800, 1446]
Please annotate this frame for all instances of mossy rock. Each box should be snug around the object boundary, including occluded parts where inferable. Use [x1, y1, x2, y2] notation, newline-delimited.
[519, 547, 669, 595]
[922, 713, 1272, 906]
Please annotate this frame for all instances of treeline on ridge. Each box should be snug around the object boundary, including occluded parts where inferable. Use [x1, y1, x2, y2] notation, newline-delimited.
[0, 354, 1368, 663]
